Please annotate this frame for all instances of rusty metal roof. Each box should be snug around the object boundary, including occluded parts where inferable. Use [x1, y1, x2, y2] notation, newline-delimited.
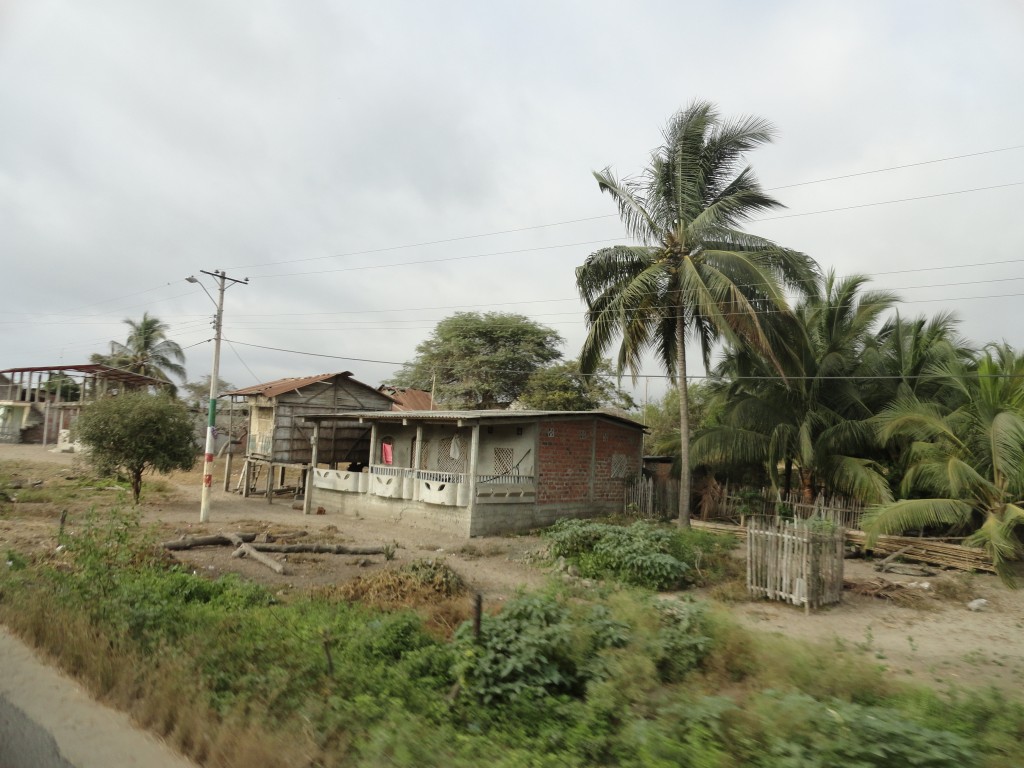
[0, 364, 169, 388]
[378, 386, 435, 411]
[225, 372, 394, 402]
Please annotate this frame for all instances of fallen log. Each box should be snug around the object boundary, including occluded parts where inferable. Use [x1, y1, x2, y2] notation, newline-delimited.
[249, 543, 388, 555]
[225, 532, 288, 575]
[162, 533, 258, 551]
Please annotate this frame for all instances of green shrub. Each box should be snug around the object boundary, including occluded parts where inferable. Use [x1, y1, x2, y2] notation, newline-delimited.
[546, 519, 735, 589]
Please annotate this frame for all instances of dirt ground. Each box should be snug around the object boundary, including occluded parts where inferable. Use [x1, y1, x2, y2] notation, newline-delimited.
[3, 443, 1024, 697]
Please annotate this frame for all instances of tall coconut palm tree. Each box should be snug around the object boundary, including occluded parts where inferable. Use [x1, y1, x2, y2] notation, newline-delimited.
[576, 101, 818, 524]
[92, 313, 187, 393]
[692, 271, 897, 504]
[863, 345, 1024, 584]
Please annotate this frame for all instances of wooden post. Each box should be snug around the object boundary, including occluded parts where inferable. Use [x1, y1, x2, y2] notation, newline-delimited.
[41, 383, 50, 447]
[223, 396, 234, 492]
[266, 461, 274, 504]
[241, 459, 251, 497]
[473, 592, 482, 641]
[303, 423, 320, 515]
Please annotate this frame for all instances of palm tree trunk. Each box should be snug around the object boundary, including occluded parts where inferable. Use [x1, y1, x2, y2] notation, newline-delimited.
[677, 314, 692, 526]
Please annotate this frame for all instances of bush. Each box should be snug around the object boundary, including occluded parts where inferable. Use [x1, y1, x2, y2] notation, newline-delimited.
[546, 519, 735, 589]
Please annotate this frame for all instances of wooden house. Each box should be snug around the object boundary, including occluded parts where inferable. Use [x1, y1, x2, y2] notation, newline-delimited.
[302, 409, 645, 536]
[225, 372, 394, 500]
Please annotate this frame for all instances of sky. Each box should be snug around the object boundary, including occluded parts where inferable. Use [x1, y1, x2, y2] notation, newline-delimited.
[2, 0, 1023, 404]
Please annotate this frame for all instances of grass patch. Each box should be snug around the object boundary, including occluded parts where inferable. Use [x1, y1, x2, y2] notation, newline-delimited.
[0, 507, 1021, 767]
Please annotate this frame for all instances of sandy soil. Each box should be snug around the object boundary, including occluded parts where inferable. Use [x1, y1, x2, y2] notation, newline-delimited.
[2, 443, 1023, 765]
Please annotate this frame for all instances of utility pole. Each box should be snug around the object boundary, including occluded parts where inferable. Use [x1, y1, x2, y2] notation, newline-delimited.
[187, 269, 248, 523]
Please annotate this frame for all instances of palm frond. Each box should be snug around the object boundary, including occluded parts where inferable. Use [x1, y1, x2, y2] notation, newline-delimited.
[861, 498, 972, 541]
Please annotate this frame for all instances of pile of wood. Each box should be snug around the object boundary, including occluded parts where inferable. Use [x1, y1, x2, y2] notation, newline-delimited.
[844, 530, 994, 574]
[844, 577, 931, 608]
[692, 520, 995, 574]
[161, 532, 390, 576]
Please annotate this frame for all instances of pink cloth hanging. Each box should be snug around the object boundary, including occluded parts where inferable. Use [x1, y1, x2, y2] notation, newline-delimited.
[381, 442, 393, 465]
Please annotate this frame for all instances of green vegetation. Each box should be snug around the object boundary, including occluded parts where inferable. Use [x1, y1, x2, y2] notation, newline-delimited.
[388, 312, 564, 409]
[4, 510, 1020, 767]
[545, 519, 737, 589]
[519, 358, 636, 412]
[73, 391, 196, 502]
[89, 311, 187, 393]
[576, 100, 817, 524]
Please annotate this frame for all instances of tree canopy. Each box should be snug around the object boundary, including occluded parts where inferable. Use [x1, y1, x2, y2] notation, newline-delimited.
[518, 359, 636, 412]
[576, 100, 817, 523]
[183, 375, 236, 411]
[388, 312, 564, 409]
[91, 312, 187, 394]
[73, 392, 197, 503]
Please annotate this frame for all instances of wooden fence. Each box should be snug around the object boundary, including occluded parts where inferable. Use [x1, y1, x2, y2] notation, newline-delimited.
[713, 488, 864, 530]
[625, 476, 680, 520]
[747, 517, 845, 613]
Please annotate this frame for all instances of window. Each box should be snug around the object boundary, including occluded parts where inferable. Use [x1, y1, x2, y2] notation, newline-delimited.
[611, 453, 628, 478]
[494, 446, 513, 475]
[438, 436, 466, 473]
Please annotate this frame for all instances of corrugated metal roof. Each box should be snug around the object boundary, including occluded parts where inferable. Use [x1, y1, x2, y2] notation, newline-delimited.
[225, 372, 396, 402]
[0, 364, 168, 387]
[378, 386, 435, 411]
[302, 408, 645, 430]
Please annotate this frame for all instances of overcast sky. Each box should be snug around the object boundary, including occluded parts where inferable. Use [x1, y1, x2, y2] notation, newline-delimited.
[2, 1, 1022, 402]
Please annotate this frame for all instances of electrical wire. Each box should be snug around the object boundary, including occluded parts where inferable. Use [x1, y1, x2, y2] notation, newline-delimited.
[228, 144, 1024, 270]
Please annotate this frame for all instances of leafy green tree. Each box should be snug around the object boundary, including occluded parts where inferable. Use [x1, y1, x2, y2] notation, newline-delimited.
[389, 312, 564, 409]
[692, 271, 897, 503]
[636, 383, 720, 464]
[576, 101, 817, 523]
[73, 392, 197, 503]
[43, 374, 81, 402]
[864, 344, 1024, 583]
[518, 359, 636, 411]
[183, 375, 235, 411]
[91, 312, 186, 394]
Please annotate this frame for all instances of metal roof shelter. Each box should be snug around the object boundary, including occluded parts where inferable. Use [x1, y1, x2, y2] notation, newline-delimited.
[226, 372, 391, 402]
[0, 363, 169, 445]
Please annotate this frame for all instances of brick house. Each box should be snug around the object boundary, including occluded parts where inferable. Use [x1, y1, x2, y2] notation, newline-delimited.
[301, 409, 645, 536]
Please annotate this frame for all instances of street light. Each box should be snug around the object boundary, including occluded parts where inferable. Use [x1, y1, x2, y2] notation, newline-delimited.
[187, 270, 247, 522]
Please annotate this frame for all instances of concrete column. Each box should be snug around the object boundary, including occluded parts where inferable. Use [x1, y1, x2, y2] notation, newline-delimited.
[303, 422, 320, 515]
[468, 422, 481, 514]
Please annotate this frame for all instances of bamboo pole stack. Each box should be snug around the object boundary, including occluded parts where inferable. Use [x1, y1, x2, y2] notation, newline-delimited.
[692, 520, 996, 574]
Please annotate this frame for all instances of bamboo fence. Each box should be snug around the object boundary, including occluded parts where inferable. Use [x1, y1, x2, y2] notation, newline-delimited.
[692, 520, 995, 574]
[625, 476, 679, 520]
[627, 478, 996, 575]
[746, 517, 845, 613]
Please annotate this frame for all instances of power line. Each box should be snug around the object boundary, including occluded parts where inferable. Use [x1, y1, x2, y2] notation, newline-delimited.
[224, 339, 404, 366]
[766, 144, 1024, 191]
[247, 182, 1023, 279]
[225, 339, 261, 383]
[228, 143, 1024, 270]
[757, 181, 1023, 222]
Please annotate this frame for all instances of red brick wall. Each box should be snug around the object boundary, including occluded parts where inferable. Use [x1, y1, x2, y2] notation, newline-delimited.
[537, 418, 593, 504]
[593, 420, 642, 501]
[536, 417, 643, 504]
